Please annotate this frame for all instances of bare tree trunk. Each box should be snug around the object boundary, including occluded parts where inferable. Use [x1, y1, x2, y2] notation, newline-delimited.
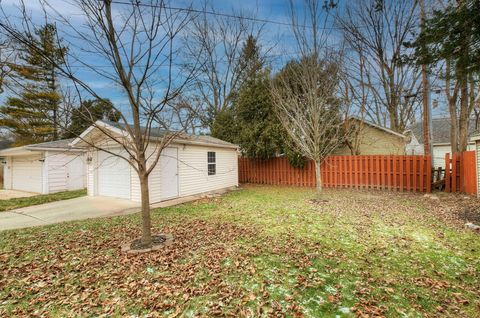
[315, 159, 322, 193]
[458, 78, 469, 152]
[139, 170, 152, 247]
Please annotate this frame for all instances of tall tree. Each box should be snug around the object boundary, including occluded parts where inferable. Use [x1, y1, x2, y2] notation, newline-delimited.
[412, 0, 480, 152]
[181, 5, 263, 129]
[212, 35, 285, 160]
[0, 0, 196, 248]
[337, 0, 421, 132]
[64, 98, 121, 138]
[272, 55, 345, 193]
[0, 24, 66, 144]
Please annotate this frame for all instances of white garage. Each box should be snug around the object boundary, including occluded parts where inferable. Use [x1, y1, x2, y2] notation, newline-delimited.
[0, 139, 87, 194]
[97, 150, 131, 199]
[72, 120, 238, 203]
[11, 155, 43, 193]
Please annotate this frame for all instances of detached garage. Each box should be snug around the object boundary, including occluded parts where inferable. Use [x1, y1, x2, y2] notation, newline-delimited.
[71, 120, 239, 203]
[0, 139, 86, 194]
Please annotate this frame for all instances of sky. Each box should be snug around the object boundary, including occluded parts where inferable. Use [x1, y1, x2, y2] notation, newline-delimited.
[1, 0, 337, 109]
[0, 0, 448, 126]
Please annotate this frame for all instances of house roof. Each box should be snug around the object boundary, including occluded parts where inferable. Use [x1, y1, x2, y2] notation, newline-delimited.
[71, 120, 238, 149]
[0, 138, 82, 156]
[409, 118, 477, 145]
[349, 116, 407, 139]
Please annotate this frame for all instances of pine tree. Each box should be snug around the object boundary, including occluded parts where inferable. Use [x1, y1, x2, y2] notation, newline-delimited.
[0, 24, 67, 145]
[411, 0, 480, 152]
[212, 35, 288, 160]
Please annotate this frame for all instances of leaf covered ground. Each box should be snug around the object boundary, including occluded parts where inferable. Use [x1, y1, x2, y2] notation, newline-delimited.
[0, 185, 479, 317]
[0, 189, 87, 212]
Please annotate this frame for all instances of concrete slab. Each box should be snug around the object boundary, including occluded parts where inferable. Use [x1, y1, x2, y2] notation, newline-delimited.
[0, 187, 236, 231]
[0, 189, 37, 200]
[0, 196, 140, 231]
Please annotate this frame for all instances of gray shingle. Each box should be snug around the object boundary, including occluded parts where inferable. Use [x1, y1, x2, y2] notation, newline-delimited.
[409, 118, 477, 144]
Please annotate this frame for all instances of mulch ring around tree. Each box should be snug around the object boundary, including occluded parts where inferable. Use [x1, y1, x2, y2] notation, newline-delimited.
[121, 233, 174, 255]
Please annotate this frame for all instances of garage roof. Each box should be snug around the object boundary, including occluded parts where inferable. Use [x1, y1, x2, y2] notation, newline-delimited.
[0, 138, 83, 156]
[71, 120, 239, 149]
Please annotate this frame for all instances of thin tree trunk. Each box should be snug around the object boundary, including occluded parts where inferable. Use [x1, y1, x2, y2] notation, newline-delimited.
[139, 171, 152, 247]
[315, 159, 322, 193]
[458, 78, 469, 152]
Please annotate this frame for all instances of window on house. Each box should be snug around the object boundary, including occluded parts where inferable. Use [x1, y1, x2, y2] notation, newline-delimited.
[207, 151, 216, 175]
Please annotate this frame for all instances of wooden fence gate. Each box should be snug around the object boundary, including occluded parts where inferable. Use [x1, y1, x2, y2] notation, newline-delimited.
[238, 155, 432, 192]
[444, 151, 477, 195]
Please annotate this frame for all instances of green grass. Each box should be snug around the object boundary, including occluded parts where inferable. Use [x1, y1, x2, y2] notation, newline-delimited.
[0, 185, 479, 317]
[0, 189, 87, 212]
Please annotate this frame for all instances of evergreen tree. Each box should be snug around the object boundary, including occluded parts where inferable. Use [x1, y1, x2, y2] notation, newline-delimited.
[0, 24, 66, 145]
[235, 69, 285, 160]
[411, 0, 480, 152]
[64, 98, 121, 138]
[210, 107, 239, 144]
[212, 35, 286, 160]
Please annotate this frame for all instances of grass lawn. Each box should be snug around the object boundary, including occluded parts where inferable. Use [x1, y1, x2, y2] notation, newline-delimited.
[0, 189, 87, 212]
[0, 185, 479, 317]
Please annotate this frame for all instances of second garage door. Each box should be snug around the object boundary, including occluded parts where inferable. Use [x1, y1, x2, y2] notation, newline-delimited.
[97, 150, 131, 200]
[11, 155, 43, 193]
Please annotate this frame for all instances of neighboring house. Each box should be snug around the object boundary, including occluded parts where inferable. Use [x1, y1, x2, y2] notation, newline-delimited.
[334, 117, 407, 155]
[70, 120, 238, 203]
[0, 139, 86, 194]
[407, 118, 476, 168]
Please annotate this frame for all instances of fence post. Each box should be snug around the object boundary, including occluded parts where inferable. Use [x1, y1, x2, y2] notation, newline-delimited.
[419, 156, 424, 192]
[459, 152, 465, 193]
[426, 155, 432, 193]
[452, 153, 457, 192]
[445, 153, 450, 192]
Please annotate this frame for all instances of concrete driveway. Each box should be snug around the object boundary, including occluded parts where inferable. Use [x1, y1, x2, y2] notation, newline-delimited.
[0, 196, 140, 231]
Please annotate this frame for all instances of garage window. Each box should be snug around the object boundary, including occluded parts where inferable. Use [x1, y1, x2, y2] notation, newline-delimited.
[207, 151, 216, 175]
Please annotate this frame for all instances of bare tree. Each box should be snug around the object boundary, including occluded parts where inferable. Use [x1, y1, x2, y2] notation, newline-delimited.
[181, 3, 264, 129]
[270, 0, 345, 193]
[0, 0, 197, 247]
[337, 0, 421, 132]
[271, 55, 345, 193]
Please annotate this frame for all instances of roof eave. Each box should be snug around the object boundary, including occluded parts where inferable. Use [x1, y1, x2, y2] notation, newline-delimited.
[170, 139, 239, 149]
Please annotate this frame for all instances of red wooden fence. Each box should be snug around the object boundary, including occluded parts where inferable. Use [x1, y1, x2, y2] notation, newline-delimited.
[238, 155, 432, 192]
[444, 151, 476, 195]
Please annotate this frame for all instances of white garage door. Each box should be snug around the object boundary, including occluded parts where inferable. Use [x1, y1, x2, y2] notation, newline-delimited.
[97, 150, 131, 200]
[11, 155, 43, 193]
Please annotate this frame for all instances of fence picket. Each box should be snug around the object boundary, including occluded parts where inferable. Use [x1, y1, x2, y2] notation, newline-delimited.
[237, 153, 471, 195]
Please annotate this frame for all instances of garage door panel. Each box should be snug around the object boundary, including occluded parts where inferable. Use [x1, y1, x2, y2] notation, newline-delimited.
[97, 150, 131, 200]
[11, 155, 43, 193]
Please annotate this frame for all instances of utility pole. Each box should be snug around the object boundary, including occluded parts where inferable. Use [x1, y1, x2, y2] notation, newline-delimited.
[420, 0, 432, 157]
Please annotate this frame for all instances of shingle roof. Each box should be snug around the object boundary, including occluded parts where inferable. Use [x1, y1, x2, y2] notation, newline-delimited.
[100, 120, 237, 148]
[26, 138, 75, 149]
[409, 118, 477, 144]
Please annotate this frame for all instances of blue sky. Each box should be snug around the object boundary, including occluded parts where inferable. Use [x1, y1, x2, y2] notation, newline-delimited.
[1, 0, 447, 124]
[1, 0, 341, 114]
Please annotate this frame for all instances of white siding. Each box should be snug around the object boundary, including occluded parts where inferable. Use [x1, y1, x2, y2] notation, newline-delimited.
[88, 143, 238, 202]
[433, 143, 476, 168]
[3, 157, 12, 190]
[177, 144, 238, 197]
[46, 151, 86, 193]
[97, 149, 131, 199]
[129, 146, 175, 203]
[130, 165, 141, 202]
[11, 154, 43, 193]
[87, 150, 96, 196]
